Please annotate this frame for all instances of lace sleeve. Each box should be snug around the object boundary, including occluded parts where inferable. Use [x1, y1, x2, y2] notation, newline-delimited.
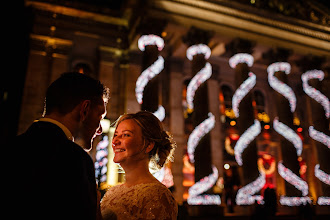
[142, 186, 178, 220]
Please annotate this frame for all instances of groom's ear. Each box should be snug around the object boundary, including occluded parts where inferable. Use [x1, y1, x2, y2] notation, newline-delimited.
[79, 100, 91, 121]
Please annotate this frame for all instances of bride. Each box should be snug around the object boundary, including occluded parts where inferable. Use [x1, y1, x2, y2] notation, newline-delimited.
[100, 111, 178, 220]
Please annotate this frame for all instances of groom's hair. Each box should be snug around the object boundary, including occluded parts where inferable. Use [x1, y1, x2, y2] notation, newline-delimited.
[43, 72, 109, 115]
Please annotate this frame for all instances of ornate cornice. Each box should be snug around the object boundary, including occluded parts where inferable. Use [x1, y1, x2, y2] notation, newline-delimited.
[149, 0, 330, 56]
[25, 1, 129, 27]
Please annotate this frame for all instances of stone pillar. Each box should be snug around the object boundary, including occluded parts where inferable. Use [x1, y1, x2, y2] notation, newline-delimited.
[298, 56, 330, 202]
[227, 39, 260, 202]
[207, 69, 224, 179]
[265, 48, 302, 198]
[169, 58, 185, 204]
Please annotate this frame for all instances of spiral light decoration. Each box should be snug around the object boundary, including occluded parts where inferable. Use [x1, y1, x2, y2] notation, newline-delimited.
[267, 62, 296, 112]
[186, 44, 212, 111]
[230, 53, 264, 205]
[136, 34, 165, 121]
[301, 70, 329, 118]
[268, 62, 311, 206]
[186, 44, 220, 205]
[302, 70, 330, 205]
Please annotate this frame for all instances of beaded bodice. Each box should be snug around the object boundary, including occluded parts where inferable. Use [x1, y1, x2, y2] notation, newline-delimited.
[100, 182, 178, 220]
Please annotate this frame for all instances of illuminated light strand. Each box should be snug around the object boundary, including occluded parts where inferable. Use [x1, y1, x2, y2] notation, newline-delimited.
[279, 196, 311, 206]
[231, 53, 263, 205]
[136, 35, 166, 121]
[234, 119, 261, 166]
[187, 165, 221, 205]
[186, 63, 212, 110]
[95, 136, 109, 183]
[309, 126, 330, 149]
[186, 44, 219, 205]
[187, 113, 215, 163]
[315, 164, 330, 185]
[229, 53, 254, 68]
[273, 117, 303, 156]
[278, 161, 309, 196]
[232, 72, 256, 117]
[135, 56, 164, 104]
[138, 34, 164, 52]
[186, 44, 212, 110]
[267, 62, 296, 112]
[318, 197, 330, 206]
[153, 105, 165, 122]
[302, 70, 330, 118]
[186, 44, 211, 61]
[236, 174, 265, 205]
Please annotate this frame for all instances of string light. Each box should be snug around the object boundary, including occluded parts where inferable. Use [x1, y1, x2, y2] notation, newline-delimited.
[153, 105, 165, 122]
[186, 63, 212, 110]
[136, 34, 166, 121]
[186, 44, 220, 205]
[267, 62, 296, 112]
[135, 56, 164, 104]
[187, 165, 221, 205]
[186, 44, 211, 61]
[186, 44, 212, 111]
[273, 117, 303, 156]
[232, 72, 256, 117]
[234, 120, 261, 166]
[301, 70, 329, 118]
[95, 136, 109, 183]
[187, 113, 215, 163]
[229, 53, 254, 68]
[236, 174, 265, 205]
[230, 53, 264, 205]
[278, 161, 309, 196]
[309, 126, 330, 149]
[138, 34, 164, 51]
[279, 196, 311, 206]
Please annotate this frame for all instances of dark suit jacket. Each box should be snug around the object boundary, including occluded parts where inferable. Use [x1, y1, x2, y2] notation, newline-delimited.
[13, 121, 97, 220]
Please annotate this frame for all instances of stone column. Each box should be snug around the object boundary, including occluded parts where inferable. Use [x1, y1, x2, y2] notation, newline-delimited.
[169, 58, 185, 205]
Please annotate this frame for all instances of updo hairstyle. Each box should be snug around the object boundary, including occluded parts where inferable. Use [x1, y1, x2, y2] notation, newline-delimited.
[114, 111, 176, 169]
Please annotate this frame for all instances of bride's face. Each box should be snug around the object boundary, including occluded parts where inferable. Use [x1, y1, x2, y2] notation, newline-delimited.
[112, 119, 147, 164]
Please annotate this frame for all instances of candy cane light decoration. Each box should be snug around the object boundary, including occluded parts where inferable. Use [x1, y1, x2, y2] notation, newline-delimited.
[230, 53, 264, 205]
[136, 35, 165, 121]
[186, 44, 220, 205]
[268, 62, 311, 206]
[302, 70, 330, 205]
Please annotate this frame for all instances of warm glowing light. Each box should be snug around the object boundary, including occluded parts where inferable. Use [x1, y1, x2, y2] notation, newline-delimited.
[297, 127, 303, 133]
[230, 120, 236, 126]
[267, 62, 296, 112]
[224, 163, 230, 170]
[264, 124, 270, 130]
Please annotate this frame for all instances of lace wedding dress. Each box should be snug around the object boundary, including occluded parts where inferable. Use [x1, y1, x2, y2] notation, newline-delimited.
[100, 182, 178, 220]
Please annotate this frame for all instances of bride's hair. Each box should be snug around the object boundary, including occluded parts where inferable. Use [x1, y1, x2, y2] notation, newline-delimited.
[114, 111, 176, 170]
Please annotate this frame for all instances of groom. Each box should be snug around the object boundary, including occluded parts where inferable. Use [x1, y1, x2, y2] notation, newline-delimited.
[13, 72, 109, 220]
